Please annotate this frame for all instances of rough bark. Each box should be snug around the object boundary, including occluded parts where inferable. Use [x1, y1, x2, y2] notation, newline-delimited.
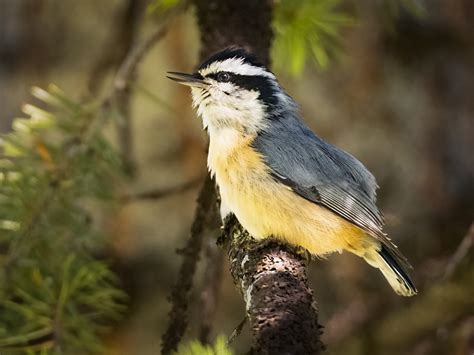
[197, 238, 225, 344]
[192, 1, 323, 353]
[222, 216, 324, 354]
[193, 0, 274, 65]
[161, 175, 220, 354]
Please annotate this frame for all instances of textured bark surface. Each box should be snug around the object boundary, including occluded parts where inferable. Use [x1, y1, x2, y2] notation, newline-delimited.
[222, 216, 324, 355]
[192, 1, 323, 353]
[161, 175, 220, 354]
[193, 0, 273, 65]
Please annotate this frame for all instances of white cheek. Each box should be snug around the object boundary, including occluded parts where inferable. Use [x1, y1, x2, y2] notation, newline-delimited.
[191, 81, 268, 134]
[214, 90, 265, 131]
[207, 82, 236, 104]
[218, 82, 235, 93]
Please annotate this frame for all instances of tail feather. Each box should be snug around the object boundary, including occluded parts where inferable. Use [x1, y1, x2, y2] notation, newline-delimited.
[363, 243, 417, 297]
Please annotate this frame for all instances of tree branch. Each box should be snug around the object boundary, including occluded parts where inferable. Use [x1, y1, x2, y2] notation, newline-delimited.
[112, 25, 168, 93]
[193, 0, 274, 65]
[443, 223, 473, 280]
[87, 0, 145, 95]
[112, 1, 191, 93]
[107, 2, 188, 175]
[222, 215, 324, 354]
[111, 23, 168, 176]
[190, 0, 324, 352]
[161, 175, 221, 354]
[121, 176, 202, 203]
[86, 0, 148, 176]
[197, 238, 225, 344]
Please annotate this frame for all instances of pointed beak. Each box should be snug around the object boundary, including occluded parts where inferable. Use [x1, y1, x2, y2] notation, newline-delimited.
[166, 72, 209, 88]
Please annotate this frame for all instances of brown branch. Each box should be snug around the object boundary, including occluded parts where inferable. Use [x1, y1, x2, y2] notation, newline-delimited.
[87, 0, 146, 95]
[86, 0, 147, 176]
[161, 175, 221, 354]
[227, 316, 247, 346]
[161, 0, 275, 349]
[222, 215, 324, 354]
[193, 0, 274, 65]
[443, 222, 474, 280]
[189, 0, 323, 353]
[197, 238, 225, 344]
[106, 6, 189, 100]
[111, 1, 191, 93]
[111, 22, 168, 176]
[107, 2, 188, 176]
[112, 25, 168, 93]
[121, 176, 202, 203]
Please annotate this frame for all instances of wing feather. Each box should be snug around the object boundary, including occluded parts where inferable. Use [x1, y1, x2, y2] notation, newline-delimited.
[253, 115, 384, 237]
[252, 113, 411, 269]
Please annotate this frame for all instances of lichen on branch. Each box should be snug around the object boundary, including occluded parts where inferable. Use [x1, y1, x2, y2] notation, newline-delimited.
[221, 215, 324, 354]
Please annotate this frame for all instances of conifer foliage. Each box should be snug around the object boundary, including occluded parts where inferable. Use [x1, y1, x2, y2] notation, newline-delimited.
[0, 86, 126, 354]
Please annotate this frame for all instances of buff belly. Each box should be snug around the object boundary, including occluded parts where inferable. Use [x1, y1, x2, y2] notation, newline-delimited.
[209, 133, 370, 257]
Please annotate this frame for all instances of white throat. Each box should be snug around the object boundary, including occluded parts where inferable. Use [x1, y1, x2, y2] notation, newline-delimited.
[191, 86, 268, 135]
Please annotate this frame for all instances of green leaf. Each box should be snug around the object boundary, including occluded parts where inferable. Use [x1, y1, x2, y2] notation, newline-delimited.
[272, 0, 354, 75]
[175, 335, 233, 355]
[147, 0, 182, 15]
[0, 86, 127, 354]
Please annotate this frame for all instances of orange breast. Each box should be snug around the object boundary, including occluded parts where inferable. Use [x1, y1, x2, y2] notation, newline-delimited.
[208, 132, 370, 256]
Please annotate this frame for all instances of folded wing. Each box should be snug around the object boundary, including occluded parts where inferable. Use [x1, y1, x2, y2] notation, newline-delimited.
[252, 114, 411, 268]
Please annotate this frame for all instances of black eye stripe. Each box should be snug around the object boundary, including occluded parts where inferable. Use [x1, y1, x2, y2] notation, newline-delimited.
[203, 72, 279, 107]
[206, 72, 232, 82]
[231, 75, 279, 106]
[193, 72, 204, 80]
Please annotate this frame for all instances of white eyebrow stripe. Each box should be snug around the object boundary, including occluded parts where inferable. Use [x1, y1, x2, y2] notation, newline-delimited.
[199, 58, 275, 79]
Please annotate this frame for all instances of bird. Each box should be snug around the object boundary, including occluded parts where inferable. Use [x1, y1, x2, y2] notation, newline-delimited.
[167, 47, 417, 297]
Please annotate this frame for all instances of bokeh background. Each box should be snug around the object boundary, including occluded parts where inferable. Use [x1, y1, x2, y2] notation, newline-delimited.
[1, 0, 473, 354]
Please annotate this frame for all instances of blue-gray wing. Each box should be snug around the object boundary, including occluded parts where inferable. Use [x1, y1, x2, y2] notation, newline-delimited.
[252, 115, 385, 238]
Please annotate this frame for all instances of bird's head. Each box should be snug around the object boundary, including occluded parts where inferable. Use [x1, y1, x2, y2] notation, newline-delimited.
[167, 47, 295, 135]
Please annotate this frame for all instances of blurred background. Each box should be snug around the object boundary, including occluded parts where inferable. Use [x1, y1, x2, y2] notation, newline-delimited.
[0, 0, 473, 354]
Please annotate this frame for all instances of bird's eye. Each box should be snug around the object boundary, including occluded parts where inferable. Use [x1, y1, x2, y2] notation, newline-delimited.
[217, 72, 231, 82]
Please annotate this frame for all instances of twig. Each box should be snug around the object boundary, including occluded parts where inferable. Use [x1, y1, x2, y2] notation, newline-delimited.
[121, 176, 202, 203]
[114, 88, 135, 175]
[113, 25, 168, 92]
[107, 1, 189, 175]
[129, 82, 176, 113]
[227, 316, 247, 346]
[111, 21, 167, 176]
[197, 238, 225, 344]
[87, 0, 145, 175]
[111, 1, 192, 94]
[87, 0, 145, 95]
[161, 175, 221, 354]
[443, 223, 473, 280]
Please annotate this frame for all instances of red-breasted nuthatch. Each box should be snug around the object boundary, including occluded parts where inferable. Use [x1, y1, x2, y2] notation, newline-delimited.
[167, 47, 417, 296]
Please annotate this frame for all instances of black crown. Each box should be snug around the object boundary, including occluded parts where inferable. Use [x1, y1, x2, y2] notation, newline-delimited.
[198, 47, 265, 71]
